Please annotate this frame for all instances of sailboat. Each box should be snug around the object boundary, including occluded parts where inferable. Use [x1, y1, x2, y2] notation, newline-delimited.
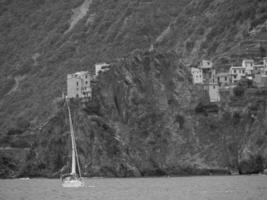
[62, 97, 85, 188]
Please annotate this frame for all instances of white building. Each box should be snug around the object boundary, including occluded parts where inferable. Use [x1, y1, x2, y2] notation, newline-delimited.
[199, 60, 213, 69]
[191, 67, 203, 84]
[94, 63, 111, 78]
[242, 59, 254, 75]
[210, 69, 217, 84]
[229, 66, 245, 83]
[208, 83, 220, 102]
[217, 72, 230, 87]
[199, 60, 213, 84]
[67, 71, 92, 99]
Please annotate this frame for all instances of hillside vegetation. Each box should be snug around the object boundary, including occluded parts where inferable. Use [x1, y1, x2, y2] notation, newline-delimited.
[0, 0, 267, 177]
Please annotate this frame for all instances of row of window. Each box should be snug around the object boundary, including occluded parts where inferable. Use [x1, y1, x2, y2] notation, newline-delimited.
[232, 69, 245, 74]
[76, 86, 91, 91]
[218, 77, 228, 81]
[76, 81, 89, 86]
[75, 92, 91, 98]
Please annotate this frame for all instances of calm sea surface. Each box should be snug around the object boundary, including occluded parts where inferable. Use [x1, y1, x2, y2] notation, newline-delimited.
[0, 175, 267, 200]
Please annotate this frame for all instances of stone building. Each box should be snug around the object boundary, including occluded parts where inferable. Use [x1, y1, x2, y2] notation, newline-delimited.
[67, 71, 92, 98]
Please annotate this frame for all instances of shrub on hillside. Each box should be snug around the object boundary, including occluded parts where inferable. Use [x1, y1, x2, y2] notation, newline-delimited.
[250, 14, 267, 29]
[7, 129, 23, 136]
[233, 85, 245, 97]
[185, 40, 195, 52]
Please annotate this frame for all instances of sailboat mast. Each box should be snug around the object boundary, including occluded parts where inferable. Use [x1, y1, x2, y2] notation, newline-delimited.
[66, 99, 76, 175]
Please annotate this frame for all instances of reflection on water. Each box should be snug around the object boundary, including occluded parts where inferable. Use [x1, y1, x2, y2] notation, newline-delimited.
[0, 175, 267, 200]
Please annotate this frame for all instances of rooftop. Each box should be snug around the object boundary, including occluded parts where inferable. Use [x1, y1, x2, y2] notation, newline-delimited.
[74, 71, 90, 75]
[230, 66, 245, 69]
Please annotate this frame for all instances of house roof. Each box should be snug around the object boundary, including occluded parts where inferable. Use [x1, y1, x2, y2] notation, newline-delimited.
[74, 71, 90, 75]
[230, 66, 245, 69]
[191, 67, 201, 72]
[242, 59, 254, 62]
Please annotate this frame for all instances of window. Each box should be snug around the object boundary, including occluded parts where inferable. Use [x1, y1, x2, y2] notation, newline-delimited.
[85, 81, 88, 85]
[225, 77, 227, 81]
[234, 70, 236, 73]
[85, 75, 87, 79]
[76, 94, 79, 98]
[77, 82, 79, 86]
[213, 86, 215, 89]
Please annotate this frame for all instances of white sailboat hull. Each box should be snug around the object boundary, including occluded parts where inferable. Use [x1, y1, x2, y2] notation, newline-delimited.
[62, 178, 85, 188]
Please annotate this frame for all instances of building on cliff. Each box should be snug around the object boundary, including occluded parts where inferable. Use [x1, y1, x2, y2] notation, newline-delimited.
[255, 74, 267, 88]
[191, 58, 267, 102]
[242, 59, 254, 75]
[191, 60, 220, 102]
[191, 67, 203, 84]
[200, 60, 213, 69]
[199, 60, 213, 84]
[94, 63, 111, 78]
[229, 65, 245, 84]
[217, 72, 230, 87]
[67, 71, 92, 98]
[253, 58, 267, 74]
[207, 70, 220, 102]
[208, 83, 220, 102]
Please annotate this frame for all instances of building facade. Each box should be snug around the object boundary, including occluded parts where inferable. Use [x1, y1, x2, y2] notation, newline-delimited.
[94, 63, 111, 78]
[217, 72, 230, 87]
[199, 60, 213, 69]
[67, 71, 92, 99]
[191, 67, 203, 84]
[208, 83, 220, 102]
[229, 66, 245, 83]
[242, 59, 254, 75]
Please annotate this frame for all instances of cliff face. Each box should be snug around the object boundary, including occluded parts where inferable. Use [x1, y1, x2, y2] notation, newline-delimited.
[11, 51, 267, 178]
[0, 0, 267, 177]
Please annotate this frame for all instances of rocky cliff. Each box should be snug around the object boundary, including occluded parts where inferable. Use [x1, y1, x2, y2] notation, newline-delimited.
[2, 50, 267, 178]
[0, 0, 267, 178]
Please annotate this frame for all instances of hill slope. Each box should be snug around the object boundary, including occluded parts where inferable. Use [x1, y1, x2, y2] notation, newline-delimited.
[0, 0, 267, 177]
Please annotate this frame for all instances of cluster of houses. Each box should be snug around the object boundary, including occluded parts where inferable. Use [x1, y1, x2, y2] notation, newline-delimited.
[66, 57, 267, 103]
[191, 57, 267, 102]
[67, 63, 111, 99]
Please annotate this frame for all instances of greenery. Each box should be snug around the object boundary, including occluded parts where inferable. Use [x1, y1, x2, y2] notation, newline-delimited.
[1, 0, 267, 178]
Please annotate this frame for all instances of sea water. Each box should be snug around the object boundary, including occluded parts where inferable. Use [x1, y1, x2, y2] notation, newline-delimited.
[0, 175, 267, 200]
